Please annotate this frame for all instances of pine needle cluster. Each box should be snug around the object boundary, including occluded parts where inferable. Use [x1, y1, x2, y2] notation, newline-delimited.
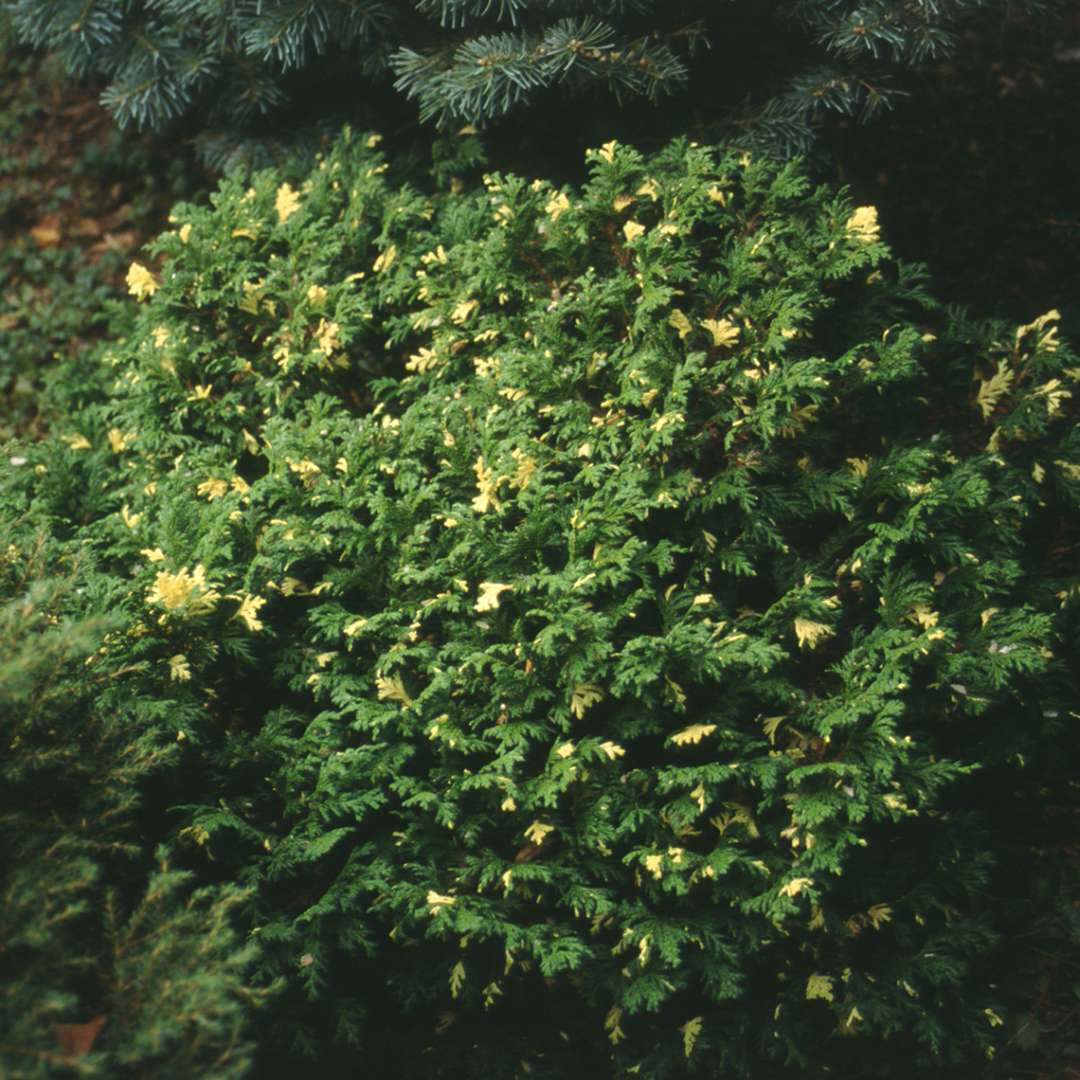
[3, 0, 1064, 166]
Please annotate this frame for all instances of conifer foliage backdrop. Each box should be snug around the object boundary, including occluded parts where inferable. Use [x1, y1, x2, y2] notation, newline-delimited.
[4, 0, 1066, 168]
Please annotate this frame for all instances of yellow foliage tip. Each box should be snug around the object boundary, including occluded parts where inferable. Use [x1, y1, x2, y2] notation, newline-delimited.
[974, 360, 1014, 421]
[679, 1016, 703, 1059]
[779, 876, 813, 899]
[475, 582, 513, 612]
[670, 723, 716, 746]
[793, 617, 833, 649]
[570, 682, 604, 718]
[845, 206, 880, 243]
[232, 593, 266, 632]
[376, 673, 414, 707]
[604, 1006, 626, 1045]
[126, 262, 158, 300]
[426, 890, 456, 915]
[596, 140, 618, 164]
[275, 182, 301, 224]
[523, 821, 554, 846]
[373, 244, 397, 272]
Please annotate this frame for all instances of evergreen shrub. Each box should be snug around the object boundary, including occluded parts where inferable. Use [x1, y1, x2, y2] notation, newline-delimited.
[8, 129, 1079, 1076]
[0, 520, 270, 1077]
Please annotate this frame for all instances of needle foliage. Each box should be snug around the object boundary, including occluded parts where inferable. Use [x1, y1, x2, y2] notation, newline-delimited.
[3, 0, 1065, 168]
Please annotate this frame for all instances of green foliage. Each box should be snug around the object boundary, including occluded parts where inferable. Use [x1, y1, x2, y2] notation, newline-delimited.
[0, 522, 272, 1077]
[3, 0, 1065, 168]
[6, 129, 1079, 1076]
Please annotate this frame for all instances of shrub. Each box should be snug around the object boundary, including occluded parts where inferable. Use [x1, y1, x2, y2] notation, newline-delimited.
[7, 129, 1078, 1076]
[4, 0, 1065, 168]
[0, 521, 272, 1077]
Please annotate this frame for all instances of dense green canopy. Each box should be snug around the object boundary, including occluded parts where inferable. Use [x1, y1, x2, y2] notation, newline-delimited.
[3, 129, 1075, 1075]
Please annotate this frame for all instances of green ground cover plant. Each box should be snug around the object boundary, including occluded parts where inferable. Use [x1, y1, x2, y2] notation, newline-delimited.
[2, 128, 1077, 1076]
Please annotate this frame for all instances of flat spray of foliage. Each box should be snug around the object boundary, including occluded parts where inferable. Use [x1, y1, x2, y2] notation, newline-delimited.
[5, 130, 1078, 1075]
[4, 0, 1064, 167]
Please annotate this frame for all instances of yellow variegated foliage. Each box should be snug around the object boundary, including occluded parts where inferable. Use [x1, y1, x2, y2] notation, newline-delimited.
[523, 821, 554, 845]
[545, 192, 571, 221]
[373, 244, 397, 272]
[406, 347, 440, 373]
[679, 1016, 703, 1059]
[701, 317, 740, 347]
[845, 206, 879, 243]
[866, 903, 892, 929]
[1034, 378, 1071, 416]
[908, 604, 939, 629]
[107, 428, 135, 452]
[711, 803, 760, 839]
[1016, 308, 1061, 352]
[670, 724, 716, 746]
[449, 961, 466, 999]
[376, 673, 413, 707]
[841, 1006, 863, 1032]
[475, 581, 513, 612]
[761, 715, 785, 744]
[779, 877, 813, 899]
[793, 617, 833, 649]
[275, 182, 301, 224]
[451, 299, 478, 324]
[232, 594, 266, 632]
[147, 565, 220, 615]
[197, 477, 229, 500]
[126, 262, 158, 300]
[471, 455, 503, 513]
[570, 682, 604, 718]
[426, 891, 455, 914]
[668, 309, 693, 340]
[604, 1006, 626, 1045]
[805, 974, 834, 1002]
[168, 654, 192, 682]
[974, 360, 1013, 421]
